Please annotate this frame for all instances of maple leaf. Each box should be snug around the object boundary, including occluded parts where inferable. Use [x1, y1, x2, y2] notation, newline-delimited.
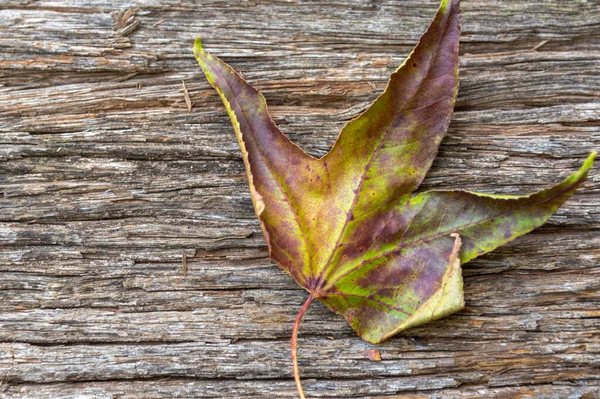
[194, 0, 596, 396]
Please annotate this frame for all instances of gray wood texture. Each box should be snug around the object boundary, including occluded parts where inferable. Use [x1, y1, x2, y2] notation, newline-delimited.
[1, 0, 599, 398]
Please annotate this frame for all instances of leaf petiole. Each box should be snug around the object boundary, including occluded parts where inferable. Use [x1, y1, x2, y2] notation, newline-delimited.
[292, 293, 314, 399]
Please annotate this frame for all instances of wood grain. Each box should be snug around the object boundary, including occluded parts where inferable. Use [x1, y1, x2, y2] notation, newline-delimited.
[1, 0, 599, 398]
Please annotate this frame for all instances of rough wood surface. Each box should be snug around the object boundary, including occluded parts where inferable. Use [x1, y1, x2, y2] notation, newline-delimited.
[1, 0, 599, 398]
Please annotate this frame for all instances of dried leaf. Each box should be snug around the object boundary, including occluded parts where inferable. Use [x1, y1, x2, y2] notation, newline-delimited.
[181, 80, 194, 112]
[364, 349, 382, 362]
[194, 0, 595, 396]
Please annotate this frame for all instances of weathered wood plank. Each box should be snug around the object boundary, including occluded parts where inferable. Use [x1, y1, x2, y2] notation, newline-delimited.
[1, 0, 599, 397]
[2, 380, 600, 399]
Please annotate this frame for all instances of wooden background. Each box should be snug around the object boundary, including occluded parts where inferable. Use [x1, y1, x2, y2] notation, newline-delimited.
[1, 0, 599, 398]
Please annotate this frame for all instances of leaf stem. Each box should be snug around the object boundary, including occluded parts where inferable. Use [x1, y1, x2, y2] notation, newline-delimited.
[292, 293, 314, 399]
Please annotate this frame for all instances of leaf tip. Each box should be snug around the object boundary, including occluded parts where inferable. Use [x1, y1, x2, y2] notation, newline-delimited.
[440, 0, 458, 12]
[585, 151, 597, 169]
[193, 37, 205, 58]
[576, 151, 597, 181]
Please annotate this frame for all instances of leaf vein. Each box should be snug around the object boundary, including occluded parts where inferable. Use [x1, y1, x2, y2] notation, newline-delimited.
[211, 69, 313, 282]
[313, 8, 454, 291]
[319, 181, 577, 293]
